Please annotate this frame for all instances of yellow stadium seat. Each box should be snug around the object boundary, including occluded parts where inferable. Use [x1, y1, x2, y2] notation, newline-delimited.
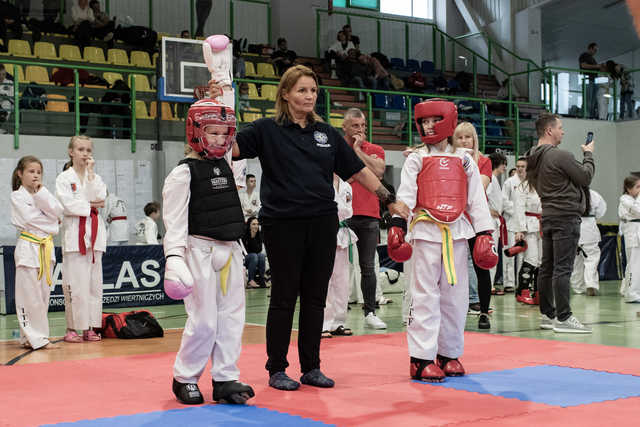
[84, 46, 107, 64]
[242, 112, 263, 122]
[59, 44, 82, 61]
[128, 74, 153, 92]
[108, 48, 130, 66]
[329, 115, 344, 128]
[1, 64, 25, 82]
[161, 102, 176, 120]
[34, 42, 58, 60]
[261, 85, 278, 102]
[152, 52, 159, 68]
[131, 51, 153, 68]
[8, 40, 34, 58]
[247, 83, 262, 100]
[264, 108, 276, 118]
[103, 72, 124, 86]
[135, 100, 151, 119]
[45, 94, 69, 112]
[25, 66, 52, 85]
[257, 63, 277, 79]
[245, 62, 257, 77]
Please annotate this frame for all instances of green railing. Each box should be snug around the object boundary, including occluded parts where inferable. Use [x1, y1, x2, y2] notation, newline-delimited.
[0, 58, 155, 152]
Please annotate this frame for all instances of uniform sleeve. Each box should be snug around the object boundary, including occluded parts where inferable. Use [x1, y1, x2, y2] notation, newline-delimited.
[336, 181, 353, 221]
[239, 191, 251, 217]
[464, 154, 494, 233]
[502, 179, 515, 217]
[513, 187, 527, 233]
[334, 131, 365, 181]
[33, 186, 64, 221]
[591, 190, 607, 220]
[619, 194, 640, 219]
[11, 191, 59, 235]
[85, 174, 107, 202]
[395, 153, 421, 212]
[56, 173, 90, 217]
[234, 120, 263, 160]
[162, 164, 191, 257]
[145, 220, 159, 244]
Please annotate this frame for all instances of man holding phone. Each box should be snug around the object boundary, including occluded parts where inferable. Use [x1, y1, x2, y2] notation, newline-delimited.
[524, 113, 595, 333]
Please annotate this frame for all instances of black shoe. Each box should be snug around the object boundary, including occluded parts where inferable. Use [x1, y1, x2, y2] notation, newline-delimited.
[268, 371, 300, 391]
[213, 380, 255, 404]
[300, 369, 335, 388]
[478, 313, 491, 329]
[172, 378, 204, 404]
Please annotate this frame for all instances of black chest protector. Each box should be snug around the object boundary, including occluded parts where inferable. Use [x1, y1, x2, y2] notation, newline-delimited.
[178, 158, 245, 241]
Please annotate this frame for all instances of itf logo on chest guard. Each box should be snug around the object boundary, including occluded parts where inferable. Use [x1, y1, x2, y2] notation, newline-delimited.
[210, 166, 229, 190]
[314, 131, 330, 147]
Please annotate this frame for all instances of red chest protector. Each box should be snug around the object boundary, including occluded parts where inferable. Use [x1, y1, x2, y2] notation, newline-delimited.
[416, 155, 468, 223]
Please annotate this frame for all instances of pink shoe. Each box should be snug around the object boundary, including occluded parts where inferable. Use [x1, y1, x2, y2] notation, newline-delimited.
[64, 330, 83, 343]
[83, 330, 102, 341]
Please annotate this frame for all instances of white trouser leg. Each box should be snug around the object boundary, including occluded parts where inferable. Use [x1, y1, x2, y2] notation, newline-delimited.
[374, 251, 383, 302]
[349, 249, 363, 303]
[624, 246, 640, 302]
[570, 252, 586, 293]
[621, 241, 632, 296]
[582, 242, 601, 290]
[523, 232, 542, 267]
[407, 239, 469, 360]
[489, 229, 500, 284]
[503, 231, 521, 288]
[402, 257, 413, 323]
[62, 251, 104, 331]
[14, 266, 51, 349]
[323, 247, 350, 331]
[174, 238, 244, 383]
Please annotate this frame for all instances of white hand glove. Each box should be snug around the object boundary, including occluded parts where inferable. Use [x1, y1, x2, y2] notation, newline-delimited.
[164, 256, 194, 300]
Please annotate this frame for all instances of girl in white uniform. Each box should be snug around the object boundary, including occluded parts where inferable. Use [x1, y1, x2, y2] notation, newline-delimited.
[618, 175, 640, 303]
[322, 176, 357, 337]
[570, 189, 606, 295]
[10, 156, 63, 350]
[514, 180, 542, 303]
[56, 135, 107, 343]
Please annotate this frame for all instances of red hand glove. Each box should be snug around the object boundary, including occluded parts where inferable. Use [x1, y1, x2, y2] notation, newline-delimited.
[473, 232, 498, 270]
[387, 218, 412, 262]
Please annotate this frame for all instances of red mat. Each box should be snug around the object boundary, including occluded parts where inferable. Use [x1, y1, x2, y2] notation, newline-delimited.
[2, 332, 640, 426]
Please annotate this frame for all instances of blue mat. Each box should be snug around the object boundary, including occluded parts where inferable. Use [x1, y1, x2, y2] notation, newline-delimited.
[45, 405, 334, 426]
[419, 365, 640, 407]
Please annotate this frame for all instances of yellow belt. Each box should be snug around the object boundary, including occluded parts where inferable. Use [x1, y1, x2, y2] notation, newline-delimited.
[410, 210, 457, 285]
[19, 232, 54, 286]
[219, 254, 233, 296]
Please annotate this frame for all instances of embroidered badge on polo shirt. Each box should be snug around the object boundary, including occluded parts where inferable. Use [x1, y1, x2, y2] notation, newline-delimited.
[314, 131, 330, 147]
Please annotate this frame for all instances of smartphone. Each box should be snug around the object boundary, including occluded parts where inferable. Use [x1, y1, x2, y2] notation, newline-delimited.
[586, 131, 594, 143]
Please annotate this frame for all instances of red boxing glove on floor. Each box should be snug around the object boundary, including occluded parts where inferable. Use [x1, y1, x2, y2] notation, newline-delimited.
[387, 218, 412, 263]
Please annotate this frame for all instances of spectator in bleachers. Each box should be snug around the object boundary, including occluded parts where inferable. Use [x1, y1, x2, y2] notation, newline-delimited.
[89, 0, 114, 44]
[0, 0, 22, 50]
[240, 174, 261, 220]
[359, 53, 390, 91]
[195, 0, 212, 37]
[71, 0, 96, 47]
[180, 29, 191, 39]
[579, 42, 605, 119]
[343, 49, 376, 102]
[342, 24, 360, 50]
[100, 80, 131, 139]
[607, 60, 635, 120]
[243, 216, 267, 289]
[26, 0, 68, 42]
[271, 38, 297, 76]
[327, 31, 354, 79]
[233, 38, 246, 79]
[0, 64, 13, 129]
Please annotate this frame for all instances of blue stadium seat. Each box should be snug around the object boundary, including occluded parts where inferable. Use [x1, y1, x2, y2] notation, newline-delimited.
[421, 60, 435, 74]
[390, 95, 406, 110]
[485, 119, 502, 136]
[405, 59, 420, 72]
[390, 58, 405, 70]
[373, 94, 388, 109]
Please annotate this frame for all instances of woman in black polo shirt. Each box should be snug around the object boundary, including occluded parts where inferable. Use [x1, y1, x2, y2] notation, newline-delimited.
[209, 65, 407, 391]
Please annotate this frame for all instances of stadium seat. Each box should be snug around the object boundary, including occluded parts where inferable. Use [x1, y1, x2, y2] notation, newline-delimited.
[373, 94, 388, 109]
[34, 42, 58, 60]
[108, 49, 130, 66]
[128, 74, 153, 92]
[243, 112, 263, 122]
[421, 60, 435, 74]
[1, 64, 25, 82]
[261, 84, 278, 101]
[264, 108, 276, 117]
[247, 83, 262, 100]
[245, 62, 257, 77]
[131, 51, 153, 68]
[8, 40, 34, 58]
[135, 100, 151, 119]
[152, 52, 159, 68]
[149, 101, 176, 120]
[25, 66, 53, 85]
[256, 63, 277, 79]
[84, 46, 107, 64]
[390, 58, 404, 70]
[389, 95, 406, 110]
[405, 59, 420, 72]
[45, 94, 69, 112]
[329, 115, 344, 128]
[103, 72, 124, 86]
[59, 44, 82, 61]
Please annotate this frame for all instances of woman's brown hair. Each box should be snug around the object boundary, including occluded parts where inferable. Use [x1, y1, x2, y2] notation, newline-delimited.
[11, 155, 43, 191]
[623, 175, 640, 195]
[274, 65, 323, 126]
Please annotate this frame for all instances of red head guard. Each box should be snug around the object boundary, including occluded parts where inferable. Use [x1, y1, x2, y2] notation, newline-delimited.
[186, 99, 236, 159]
[413, 99, 458, 144]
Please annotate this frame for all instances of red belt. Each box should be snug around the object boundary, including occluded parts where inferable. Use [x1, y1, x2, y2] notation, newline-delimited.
[110, 216, 127, 221]
[525, 212, 542, 237]
[79, 207, 98, 263]
[499, 215, 508, 245]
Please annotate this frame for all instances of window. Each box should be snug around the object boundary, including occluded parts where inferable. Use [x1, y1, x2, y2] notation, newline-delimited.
[380, 0, 433, 19]
[333, 0, 347, 7]
[332, 0, 378, 8]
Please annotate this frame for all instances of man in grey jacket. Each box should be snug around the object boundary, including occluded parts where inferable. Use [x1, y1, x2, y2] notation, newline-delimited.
[525, 113, 595, 333]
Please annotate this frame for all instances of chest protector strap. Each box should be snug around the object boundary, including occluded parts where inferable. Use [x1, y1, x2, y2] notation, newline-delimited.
[416, 156, 467, 224]
[179, 158, 245, 241]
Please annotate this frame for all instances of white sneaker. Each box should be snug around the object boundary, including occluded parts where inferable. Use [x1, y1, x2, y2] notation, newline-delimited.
[364, 313, 387, 329]
[540, 314, 554, 330]
[553, 315, 591, 334]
